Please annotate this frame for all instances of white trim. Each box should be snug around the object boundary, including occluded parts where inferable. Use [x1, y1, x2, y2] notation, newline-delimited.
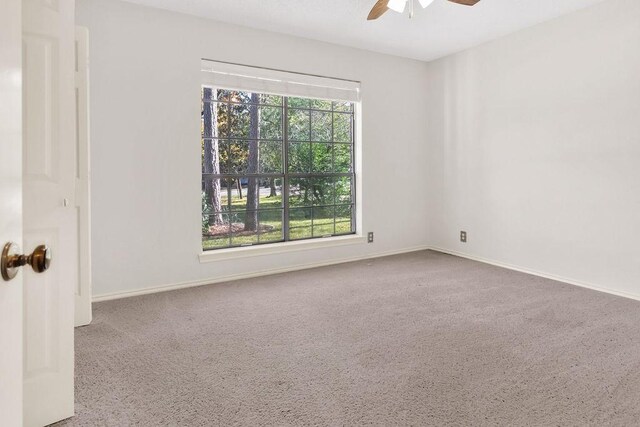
[199, 235, 366, 263]
[93, 245, 430, 302]
[94, 246, 640, 304]
[199, 64, 363, 261]
[428, 246, 640, 303]
[201, 59, 360, 102]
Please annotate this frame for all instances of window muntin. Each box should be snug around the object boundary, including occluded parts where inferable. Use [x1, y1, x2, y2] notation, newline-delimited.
[202, 88, 356, 251]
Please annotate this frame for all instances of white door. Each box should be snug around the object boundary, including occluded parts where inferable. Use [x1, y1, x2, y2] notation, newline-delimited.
[22, 0, 77, 425]
[0, 0, 24, 424]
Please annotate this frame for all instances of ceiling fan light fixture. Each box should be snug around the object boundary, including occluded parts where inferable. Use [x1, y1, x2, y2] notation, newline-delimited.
[367, 0, 483, 22]
[387, 0, 407, 14]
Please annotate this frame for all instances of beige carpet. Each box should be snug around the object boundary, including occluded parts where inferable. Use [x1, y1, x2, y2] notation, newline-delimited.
[57, 250, 640, 426]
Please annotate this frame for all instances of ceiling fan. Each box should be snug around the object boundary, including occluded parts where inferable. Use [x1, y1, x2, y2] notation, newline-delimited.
[368, 0, 481, 20]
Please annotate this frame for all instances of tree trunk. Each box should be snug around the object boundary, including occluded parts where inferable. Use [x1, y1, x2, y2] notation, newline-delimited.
[244, 93, 260, 231]
[203, 88, 223, 225]
[269, 178, 277, 197]
[237, 179, 243, 199]
[303, 187, 309, 205]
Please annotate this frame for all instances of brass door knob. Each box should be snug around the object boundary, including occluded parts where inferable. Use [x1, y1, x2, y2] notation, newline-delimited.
[1, 242, 52, 281]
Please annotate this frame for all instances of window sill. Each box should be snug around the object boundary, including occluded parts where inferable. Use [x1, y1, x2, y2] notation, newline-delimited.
[199, 234, 366, 263]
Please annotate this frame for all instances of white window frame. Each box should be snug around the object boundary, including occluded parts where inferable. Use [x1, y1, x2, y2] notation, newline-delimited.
[199, 60, 364, 263]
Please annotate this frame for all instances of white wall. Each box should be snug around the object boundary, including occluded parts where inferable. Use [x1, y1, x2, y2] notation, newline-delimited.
[79, 0, 640, 301]
[76, 0, 430, 298]
[425, 0, 640, 298]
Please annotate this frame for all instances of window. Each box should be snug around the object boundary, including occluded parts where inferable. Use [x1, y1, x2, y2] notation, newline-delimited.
[201, 88, 356, 251]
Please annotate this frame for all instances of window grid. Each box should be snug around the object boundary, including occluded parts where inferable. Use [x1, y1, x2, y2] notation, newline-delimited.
[202, 88, 355, 251]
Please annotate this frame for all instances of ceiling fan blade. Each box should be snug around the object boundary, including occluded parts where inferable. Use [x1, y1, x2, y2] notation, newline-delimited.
[447, 0, 481, 5]
[368, 0, 390, 20]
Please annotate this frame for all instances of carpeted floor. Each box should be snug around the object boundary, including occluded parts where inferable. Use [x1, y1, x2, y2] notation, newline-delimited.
[57, 250, 640, 426]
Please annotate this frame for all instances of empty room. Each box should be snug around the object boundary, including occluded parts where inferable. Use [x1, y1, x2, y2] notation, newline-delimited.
[1, 0, 639, 425]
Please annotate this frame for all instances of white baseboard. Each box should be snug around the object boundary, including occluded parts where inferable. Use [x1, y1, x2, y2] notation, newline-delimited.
[427, 246, 640, 303]
[92, 245, 430, 302]
[93, 245, 640, 304]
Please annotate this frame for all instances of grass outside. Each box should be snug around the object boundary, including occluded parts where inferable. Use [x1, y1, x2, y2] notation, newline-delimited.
[203, 194, 353, 250]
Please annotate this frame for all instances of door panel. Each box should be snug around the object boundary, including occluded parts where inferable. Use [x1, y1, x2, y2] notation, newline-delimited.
[23, 0, 77, 425]
[23, 228, 60, 374]
[23, 34, 60, 181]
[0, 0, 24, 424]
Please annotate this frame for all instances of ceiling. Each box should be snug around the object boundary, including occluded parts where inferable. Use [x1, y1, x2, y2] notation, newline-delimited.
[122, 0, 609, 62]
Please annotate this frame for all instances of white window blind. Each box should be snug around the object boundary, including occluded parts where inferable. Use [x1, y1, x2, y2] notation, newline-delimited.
[201, 59, 361, 103]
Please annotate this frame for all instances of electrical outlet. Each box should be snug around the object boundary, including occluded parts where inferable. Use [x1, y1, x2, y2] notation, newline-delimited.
[460, 231, 467, 243]
[368, 232, 374, 243]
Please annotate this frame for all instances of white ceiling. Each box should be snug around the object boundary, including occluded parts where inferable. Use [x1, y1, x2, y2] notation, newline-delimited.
[122, 0, 609, 62]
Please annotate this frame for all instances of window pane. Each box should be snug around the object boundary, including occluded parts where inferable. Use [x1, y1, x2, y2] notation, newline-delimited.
[214, 102, 228, 138]
[230, 177, 259, 211]
[203, 213, 231, 250]
[228, 104, 252, 138]
[288, 109, 310, 141]
[258, 178, 283, 208]
[333, 112, 352, 143]
[311, 143, 332, 173]
[201, 187, 210, 214]
[230, 210, 259, 246]
[201, 189, 212, 215]
[333, 101, 353, 112]
[259, 142, 282, 173]
[259, 209, 283, 243]
[311, 177, 335, 206]
[313, 206, 335, 237]
[217, 89, 244, 103]
[335, 205, 353, 234]
[201, 100, 215, 139]
[259, 94, 283, 106]
[289, 178, 334, 207]
[288, 97, 311, 109]
[220, 179, 230, 210]
[289, 177, 312, 207]
[287, 142, 311, 173]
[202, 177, 229, 212]
[335, 177, 352, 204]
[216, 89, 229, 102]
[311, 111, 332, 142]
[212, 140, 230, 174]
[259, 106, 283, 140]
[334, 144, 351, 173]
[229, 178, 247, 211]
[228, 141, 249, 173]
[311, 99, 332, 110]
[289, 208, 312, 240]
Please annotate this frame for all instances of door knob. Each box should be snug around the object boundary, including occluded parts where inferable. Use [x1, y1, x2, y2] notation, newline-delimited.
[1, 242, 52, 281]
